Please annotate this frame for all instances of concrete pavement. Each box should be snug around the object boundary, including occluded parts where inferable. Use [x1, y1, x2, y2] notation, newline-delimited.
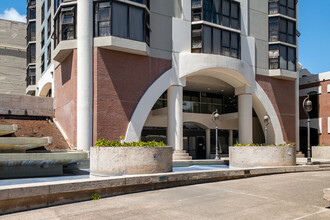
[2, 171, 330, 219]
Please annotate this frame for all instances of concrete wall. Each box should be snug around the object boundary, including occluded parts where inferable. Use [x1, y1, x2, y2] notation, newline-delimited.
[249, 1, 269, 76]
[0, 19, 26, 95]
[0, 93, 54, 117]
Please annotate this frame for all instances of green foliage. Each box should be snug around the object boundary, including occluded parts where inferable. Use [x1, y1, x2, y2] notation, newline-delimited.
[234, 142, 295, 147]
[91, 193, 101, 200]
[95, 137, 166, 147]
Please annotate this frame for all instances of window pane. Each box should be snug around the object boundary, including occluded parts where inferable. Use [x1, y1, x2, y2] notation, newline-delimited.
[212, 28, 221, 55]
[203, 0, 212, 22]
[112, 2, 128, 38]
[99, 21, 110, 36]
[269, 17, 278, 42]
[231, 32, 239, 58]
[62, 14, 74, 24]
[279, 19, 287, 42]
[221, 30, 230, 56]
[99, 7, 110, 21]
[288, 0, 295, 8]
[203, 25, 212, 53]
[288, 21, 295, 44]
[231, 2, 239, 19]
[269, 2, 278, 14]
[129, 6, 144, 41]
[192, 0, 202, 8]
[213, 0, 221, 24]
[222, 0, 230, 16]
[288, 47, 295, 71]
[280, 45, 287, 69]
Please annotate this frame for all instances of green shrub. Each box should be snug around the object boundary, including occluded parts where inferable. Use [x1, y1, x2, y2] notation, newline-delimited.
[95, 137, 166, 147]
[233, 142, 295, 147]
[91, 193, 101, 200]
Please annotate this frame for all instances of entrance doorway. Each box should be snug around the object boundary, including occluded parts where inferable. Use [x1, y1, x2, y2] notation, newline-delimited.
[183, 123, 206, 159]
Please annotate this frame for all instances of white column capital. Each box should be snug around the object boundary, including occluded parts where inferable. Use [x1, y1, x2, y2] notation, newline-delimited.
[235, 86, 252, 96]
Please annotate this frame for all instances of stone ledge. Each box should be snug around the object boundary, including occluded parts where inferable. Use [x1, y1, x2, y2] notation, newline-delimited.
[0, 165, 329, 214]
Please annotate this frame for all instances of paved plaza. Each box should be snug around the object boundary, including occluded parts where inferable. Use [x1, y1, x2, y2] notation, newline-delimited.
[2, 171, 330, 219]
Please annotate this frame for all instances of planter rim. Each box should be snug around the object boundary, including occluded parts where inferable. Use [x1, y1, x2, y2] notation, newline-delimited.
[312, 146, 330, 147]
[229, 145, 295, 147]
[92, 146, 172, 148]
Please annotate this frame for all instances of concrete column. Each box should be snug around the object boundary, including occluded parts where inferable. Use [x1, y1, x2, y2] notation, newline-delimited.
[295, 78, 300, 151]
[77, 0, 93, 152]
[238, 93, 253, 144]
[206, 129, 210, 159]
[229, 130, 233, 146]
[167, 85, 183, 151]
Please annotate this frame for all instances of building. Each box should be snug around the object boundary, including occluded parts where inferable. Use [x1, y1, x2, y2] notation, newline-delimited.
[0, 19, 26, 95]
[28, 0, 300, 159]
[299, 69, 330, 154]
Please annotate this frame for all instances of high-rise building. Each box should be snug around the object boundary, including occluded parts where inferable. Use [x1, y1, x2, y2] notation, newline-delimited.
[0, 19, 26, 95]
[28, 0, 300, 159]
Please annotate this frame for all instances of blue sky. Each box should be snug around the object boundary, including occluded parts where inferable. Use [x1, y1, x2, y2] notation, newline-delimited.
[0, 1, 329, 75]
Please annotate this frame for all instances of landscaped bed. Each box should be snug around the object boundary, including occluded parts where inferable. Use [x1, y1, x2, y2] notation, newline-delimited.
[90, 138, 173, 176]
[229, 143, 296, 168]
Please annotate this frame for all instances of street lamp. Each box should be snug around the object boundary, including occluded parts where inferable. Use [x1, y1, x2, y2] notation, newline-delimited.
[264, 114, 270, 145]
[211, 109, 220, 160]
[303, 95, 313, 165]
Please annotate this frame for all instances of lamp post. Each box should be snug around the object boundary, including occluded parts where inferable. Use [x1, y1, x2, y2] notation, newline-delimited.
[211, 109, 220, 160]
[303, 95, 313, 165]
[264, 114, 270, 145]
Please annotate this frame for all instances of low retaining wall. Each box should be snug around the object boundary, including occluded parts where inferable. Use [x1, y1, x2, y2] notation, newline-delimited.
[312, 146, 330, 159]
[1, 165, 329, 215]
[229, 146, 296, 168]
[0, 94, 54, 117]
[90, 146, 173, 176]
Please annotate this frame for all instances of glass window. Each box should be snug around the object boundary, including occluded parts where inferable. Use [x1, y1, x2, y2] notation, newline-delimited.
[203, 25, 212, 53]
[269, 17, 278, 42]
[28, 44, 36, 64]
[231, 32, 239, 58]
[269, 45, 279, 69]
[221, 0, 230, 27]
[48, 0, 51, 11]
[288, 46, 295, 71]
[47, 16, 51, 38]
[29, 7, 36, 20]
[28, 22, 36, 41]
[41, 54, 45, 73]
[231, 2, 239, 29]
[212, 0, 221, 24]
[221, 30, 230, 56]
[41, 29, 45, 48]
[192, 24, 202, 50]
[95, 2, 111, 37]
[203, 0, 212, 22]
[269, 1, 278, 14]
[287, 0, 295, 18]
[280, 45, 287, 69]
[192, 0, 202, 8]
[47, 43, 51, 66]
[279, 18, 287, 42]
[279, 0, 287, 15]
[41, 3, 45, 21]
[27, 67, 36, 86]
[287, 20, 295, 45]
[129, 6, 144, 41]
[212, 28, 221, 55]
[61, 7, 75, 40]
[112, 2, 128, 38]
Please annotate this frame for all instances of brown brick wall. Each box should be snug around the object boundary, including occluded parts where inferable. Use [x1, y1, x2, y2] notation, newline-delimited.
[93, 48, 171, 143]
[54, 50, 77, 147]
[256, 75, 296, 143]
[318, 81, 330, 145]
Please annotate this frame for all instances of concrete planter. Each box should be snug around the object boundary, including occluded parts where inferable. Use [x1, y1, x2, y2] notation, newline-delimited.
[90, 146, 173, 176]
[312, 146, 330, 159]
[229, 146, 296, 168]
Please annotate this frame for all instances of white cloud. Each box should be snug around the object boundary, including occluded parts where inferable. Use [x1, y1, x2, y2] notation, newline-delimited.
[0, 8, 26, 23]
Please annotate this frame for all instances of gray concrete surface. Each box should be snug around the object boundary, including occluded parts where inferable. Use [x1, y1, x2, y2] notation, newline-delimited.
[313, 146, 330, 160]
[2, 171, 330, 219]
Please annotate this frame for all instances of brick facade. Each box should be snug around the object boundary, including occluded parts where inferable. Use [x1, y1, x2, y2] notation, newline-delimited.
[54, 50, 77, 147]
[93, 48, 171, 143]
[256, 75, 296, 143]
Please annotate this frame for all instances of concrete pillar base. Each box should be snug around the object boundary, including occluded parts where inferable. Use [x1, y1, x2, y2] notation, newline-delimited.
[173, 150, 192, 161]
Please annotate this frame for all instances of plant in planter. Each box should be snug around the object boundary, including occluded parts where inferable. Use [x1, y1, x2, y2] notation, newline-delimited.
[229, 143, 296, 168]
[90, 137, 172, 177]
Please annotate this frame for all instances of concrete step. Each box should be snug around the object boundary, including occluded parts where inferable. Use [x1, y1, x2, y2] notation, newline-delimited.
[0, 137, 52, 152]
[296, 151, 305, 158]
[0, 124, 18, 136]
[173, 150, 192, 160]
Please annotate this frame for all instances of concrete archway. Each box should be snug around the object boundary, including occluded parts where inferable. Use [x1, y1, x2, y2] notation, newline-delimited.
[39, 82, 52, 97]
[125, 55, 284, 145]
